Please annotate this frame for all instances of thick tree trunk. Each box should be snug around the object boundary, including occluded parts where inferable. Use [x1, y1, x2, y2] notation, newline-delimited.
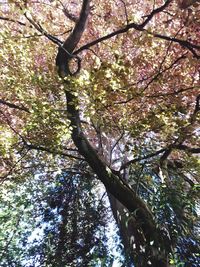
[108, 193, 170, 267]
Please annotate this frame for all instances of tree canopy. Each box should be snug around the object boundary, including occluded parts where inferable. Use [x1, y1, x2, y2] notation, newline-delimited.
[0, 0, 200, 266]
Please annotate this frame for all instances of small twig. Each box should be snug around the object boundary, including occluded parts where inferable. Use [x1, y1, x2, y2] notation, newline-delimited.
[119, 0, 129, 24]
[115, 53, 187, 105]
[109, 130, 125, 166]
[0, 151, 29, 184]
[140, 0, 172, 28]
[58, 0, 78, 22]
[145, 86, 196, 98]
[24, 12, 62, 46]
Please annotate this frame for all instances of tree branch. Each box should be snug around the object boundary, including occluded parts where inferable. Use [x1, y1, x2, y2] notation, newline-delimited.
[191, 94, 200, 123]
[58, 0, 78, 22]
[174, 144, 200, 153]
[74, 1, 199, 59]
[76, 24, 200, 58]
[0, 151, 29, 184]
[25, 142, 84, 160]
[56, 0, 90, 77]
[120, 148, 167, 170]
[0, 99, 30, 113]
[153, 33, 200, 58]
[109, 130, 125, 166]
[23, 12, 62, 46]
[0, 16, 26, 26]
[140, 0, 172, 28]
[145, 86, 196, 98]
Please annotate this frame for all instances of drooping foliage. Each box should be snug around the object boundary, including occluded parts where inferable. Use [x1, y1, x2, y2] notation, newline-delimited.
[128, 163, 200, 266]
[0, 0, 200, 266]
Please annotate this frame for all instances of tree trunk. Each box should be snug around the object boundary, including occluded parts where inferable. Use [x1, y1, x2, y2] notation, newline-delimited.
[55, 1, 172, 266]
[108, 193, 170, 267]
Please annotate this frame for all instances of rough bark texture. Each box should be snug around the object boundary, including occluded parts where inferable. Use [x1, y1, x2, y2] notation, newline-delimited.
[55, 1, 171, 266]
[108, 193, 170, 267]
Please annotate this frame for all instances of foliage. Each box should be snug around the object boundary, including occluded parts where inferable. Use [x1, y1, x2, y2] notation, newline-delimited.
[0, 0, 200, 266]
[127, 161, 200, 266]
[0, 164, 120, 266]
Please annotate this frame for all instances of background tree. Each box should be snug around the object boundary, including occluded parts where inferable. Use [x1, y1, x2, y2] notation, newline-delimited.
[0, 162, 120, 266]
[0, 0, 200, 266]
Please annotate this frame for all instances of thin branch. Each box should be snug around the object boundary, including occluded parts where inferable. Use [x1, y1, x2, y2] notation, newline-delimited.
[120, 148, 167, 170]
[25, 143, 84, 161]
[153, 33, 200, 58]
[110, 131, 125, 165]
[75, 0, 173, 54]
[0, 217, 21, 261]
[182, 174, 194, 187]
[194, 94, 200, 113]
[74, 21, 143, 54]
[0, 15, 26, 26]
[0, 151, 29, 184]
[135, 164, 145, 195]
[191, 94, 200, 123]
[6, 1, 62, 46]
[0, 11, 71, 41]
[0, 110, 82, 161]
[90, 121, 104, 155]
[155, 25, 186, 73]
[0, 99, 30, 113]
[58, 0, 78, 22]
[115, 52, 188, 105]
[174, 144, 200, 154]
[145, 86, 196, 98]
[76, 25, 200, 58]
[141, 52, 187, 93]
[119, 0, 129, 24]
[140, 0, 172, 28]
[0, 110, 27, 143]
[23, 12, 62, 46]
[1, 13, 63, 46]
[160, 148, 172, 165]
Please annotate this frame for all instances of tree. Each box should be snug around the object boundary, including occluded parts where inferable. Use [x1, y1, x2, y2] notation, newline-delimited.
[0, 163, 117, 266]
[0, 0, 200, 266]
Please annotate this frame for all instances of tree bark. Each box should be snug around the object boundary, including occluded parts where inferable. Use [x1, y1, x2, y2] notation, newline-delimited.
[108, 193, 171, 267]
